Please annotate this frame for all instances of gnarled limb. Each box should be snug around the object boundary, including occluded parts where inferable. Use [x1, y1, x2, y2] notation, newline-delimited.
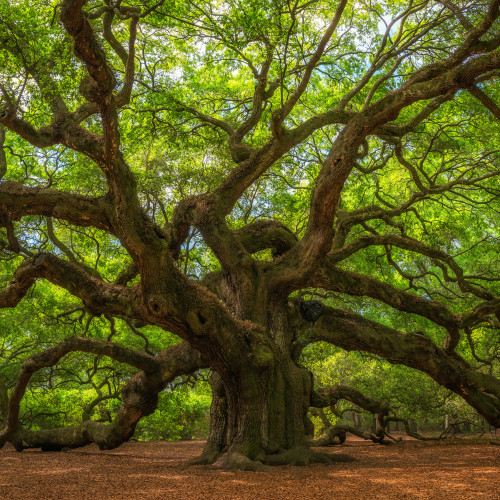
[0, 181, 112, 232]
[326, 233, 498, 302]
[59, 0, 161, 266]
[310, 387, 451, 445]
[313, 263, 499, 338]
[282, 6, 500, 274]
[308, 265, 460, 330]
[313, 386, 390, 418]
[436, 0, 473, 30]
[234, 220, 298, 258]
[288, 300, 500, 427]
[1, 340, 204, 451]
[0, 336, 160, 447]
[311, 386, 390, 444]
[0, 252, 140, 319]
[72, 13, 138, 124]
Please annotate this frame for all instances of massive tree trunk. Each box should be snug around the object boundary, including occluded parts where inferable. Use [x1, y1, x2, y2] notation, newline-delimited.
[195, 357, 343, 469]
[188, 299, 349, 469]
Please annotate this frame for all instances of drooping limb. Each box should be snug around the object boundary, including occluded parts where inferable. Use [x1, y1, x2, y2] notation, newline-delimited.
[310, 387, 450, 446]
[311, 387, 391, 445]
[289, 300, 500, 428]
[0, 340, 204, 451]
[0, 181, 112, 233]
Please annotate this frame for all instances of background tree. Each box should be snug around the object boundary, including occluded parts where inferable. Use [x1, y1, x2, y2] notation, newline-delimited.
[0, 0, 500, 469]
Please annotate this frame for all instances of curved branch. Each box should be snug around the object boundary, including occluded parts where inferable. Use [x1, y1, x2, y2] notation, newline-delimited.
[0, 336, 160, 446]
[282, 11, 500, 274]
[61, 0, 148, 253]
[310, 387, 453, 446]
[313, 385, 390, 416]
[468, 84, 500, 120]
[234, 220, 298, 257]
[289, 301, 500, 427]
[0, 181, 112, 232]
[173, 101, 235, 136]
[328, 233, 497, 300]
[103, 11, 128, 65]
[72, 16, 138, 123]
[310, 386, 390, 445]
[0, 340, 204, 451]
[436, 0, 473, 30]
[61, 0, 116, 97]
[0, 252, 139, 319]
[309, 264, 460, 331]
[271, 0, 348, 132]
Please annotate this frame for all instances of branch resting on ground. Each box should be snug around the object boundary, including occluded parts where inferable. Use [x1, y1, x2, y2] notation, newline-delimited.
[0, 340, 204, 451]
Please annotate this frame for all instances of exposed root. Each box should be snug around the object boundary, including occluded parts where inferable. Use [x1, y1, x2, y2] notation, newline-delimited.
[193, 445, 355, 470]
[187, 442, 221, 465]
[491, 439, 500, 446]
[213, 452, 269, 471]
[265, 445, 354, 466]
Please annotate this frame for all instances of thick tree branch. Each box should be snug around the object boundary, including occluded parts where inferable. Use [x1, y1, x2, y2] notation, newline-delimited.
[61, 0, 148, 255]
[0, 252, 139, 319]
[0, 336, 159, 446]
[289, 301, 500, 427]
[311, 386, 391, 444]
[72, 16, 138, 123]
[313, 385, 390, 416]
[61, 0, 116, 97]
[281, 13, 500, 275]
[316, 265, 458, 329]
[0, 181, 112, 232]
[0, 340, 204, 451]
[174, 102, 235, 136]
[436, 0, 473, 30]
[468, 84, 500, 120]
[234, 220, 298, 258]
[327, 233, 498, 302]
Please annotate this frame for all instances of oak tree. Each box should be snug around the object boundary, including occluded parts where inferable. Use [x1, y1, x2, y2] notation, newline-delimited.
[1, 0, 500, 468]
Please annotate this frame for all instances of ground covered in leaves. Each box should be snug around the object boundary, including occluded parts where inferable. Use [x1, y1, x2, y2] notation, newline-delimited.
[1, 437, 499, 499]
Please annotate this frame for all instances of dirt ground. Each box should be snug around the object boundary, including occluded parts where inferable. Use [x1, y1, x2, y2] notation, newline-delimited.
[1, 437, 499, 499]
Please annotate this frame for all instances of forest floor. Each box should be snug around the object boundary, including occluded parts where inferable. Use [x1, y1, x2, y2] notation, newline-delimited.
[0, 436, 499, 499]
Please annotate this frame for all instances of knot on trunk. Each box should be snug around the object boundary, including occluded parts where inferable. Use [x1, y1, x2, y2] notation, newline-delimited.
[147, 294, 168, 317]
[253, 344, 274, 367]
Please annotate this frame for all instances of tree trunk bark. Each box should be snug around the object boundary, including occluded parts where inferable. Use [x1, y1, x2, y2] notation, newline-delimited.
[0, 378, 7, 429]
[194, 355, 350, 469]
[353, 412, 361, 429]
